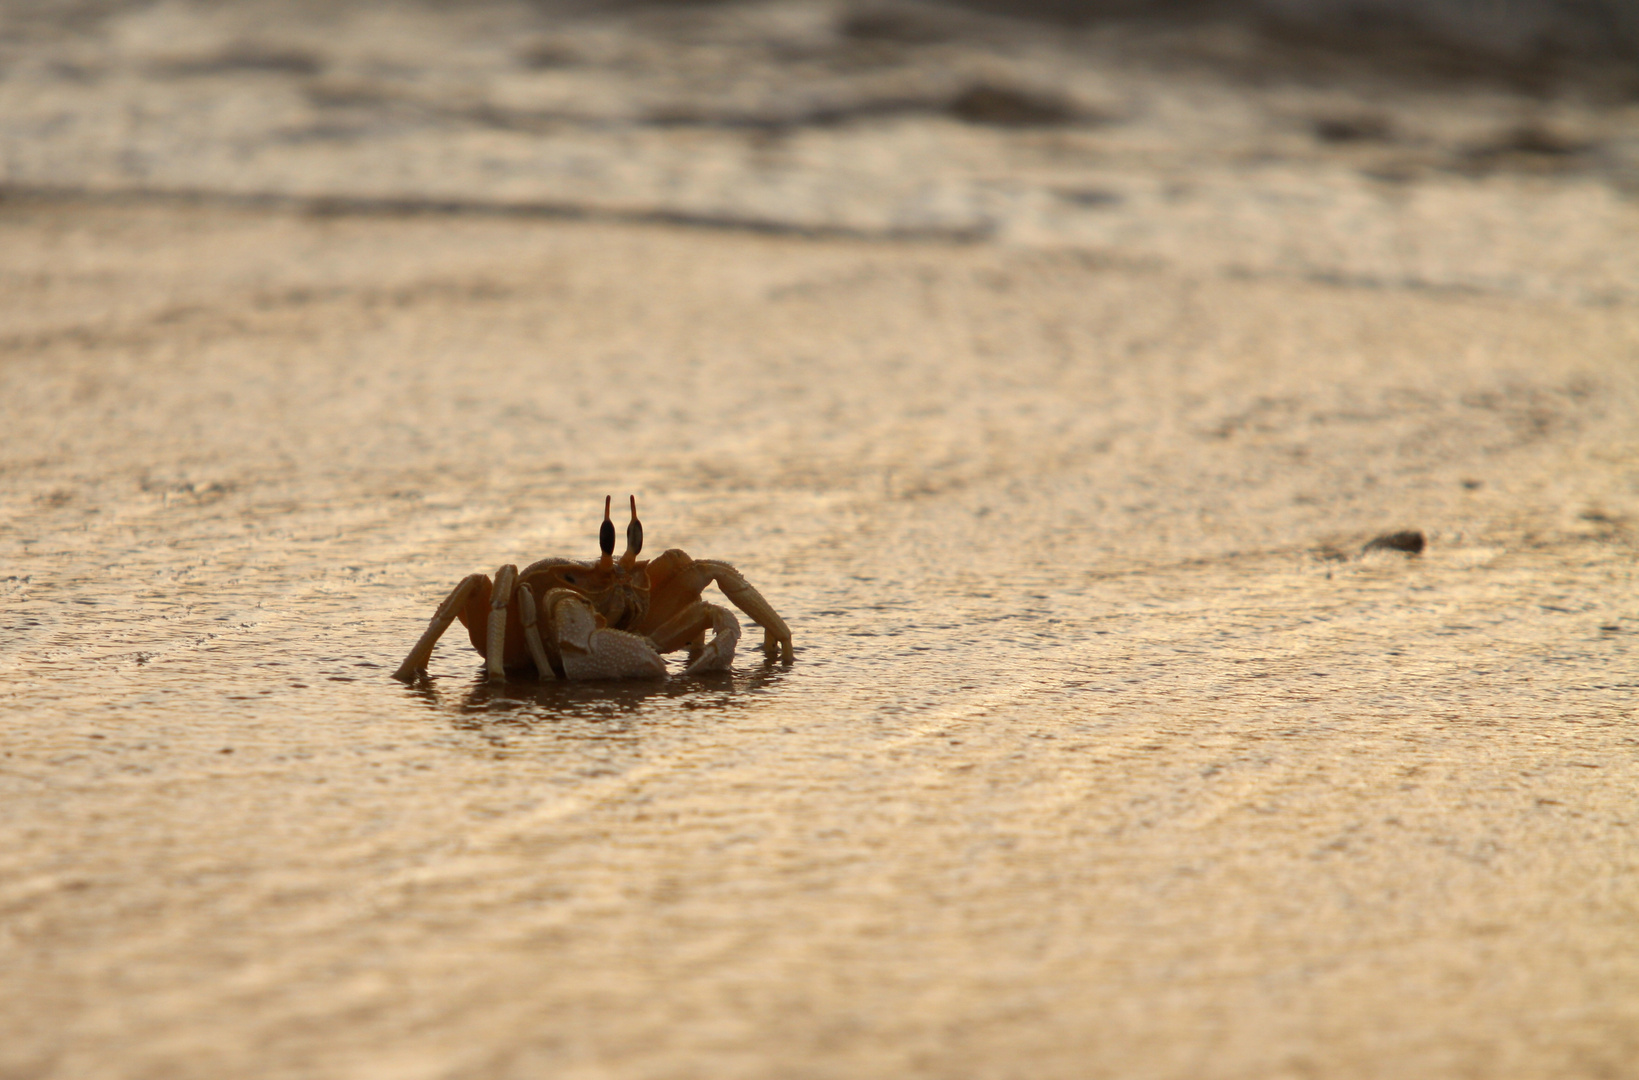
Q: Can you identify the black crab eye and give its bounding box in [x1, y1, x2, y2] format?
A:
[626, 505, 643, 556]
[599, 495, 616, 556]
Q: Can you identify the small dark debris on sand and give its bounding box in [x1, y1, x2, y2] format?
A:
[1312, 113, 1393, 143]
[946, 82, 1080, 127]
[1362, 530, 1426, 555]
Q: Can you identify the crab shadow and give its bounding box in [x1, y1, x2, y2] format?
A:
[402, 658, 790, 732]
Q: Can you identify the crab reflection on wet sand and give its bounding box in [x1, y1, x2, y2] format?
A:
[407, 661, 791, 725]
[393, 497, 794, 683]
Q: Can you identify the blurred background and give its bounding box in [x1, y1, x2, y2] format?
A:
[3, 0, 1637, 300]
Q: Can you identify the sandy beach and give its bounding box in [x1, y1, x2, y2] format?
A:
[3, 3, 1638, 1077]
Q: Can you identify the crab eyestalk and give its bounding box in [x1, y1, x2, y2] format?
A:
[620, 495, 643, 570]
[598, 495, 615, 570]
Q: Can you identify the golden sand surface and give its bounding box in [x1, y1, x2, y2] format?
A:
[2, 197, 1636, 1080]
[3, 3, 1639, 1077]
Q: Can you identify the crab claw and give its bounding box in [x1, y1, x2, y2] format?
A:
[681, 603, 742, 675]
[541, 589, 666, 680]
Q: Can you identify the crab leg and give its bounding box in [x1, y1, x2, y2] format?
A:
[392, 573, 488, 682]
[693, 559, 794, 661]
[515, 583, 558, 681]
[649, 600, 742, 675]
[486, 563, 519, 682]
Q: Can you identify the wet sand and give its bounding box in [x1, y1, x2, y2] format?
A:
[4, 3, 1639, 1078]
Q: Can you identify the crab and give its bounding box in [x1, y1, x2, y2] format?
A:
[392, 496, 793, 683]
